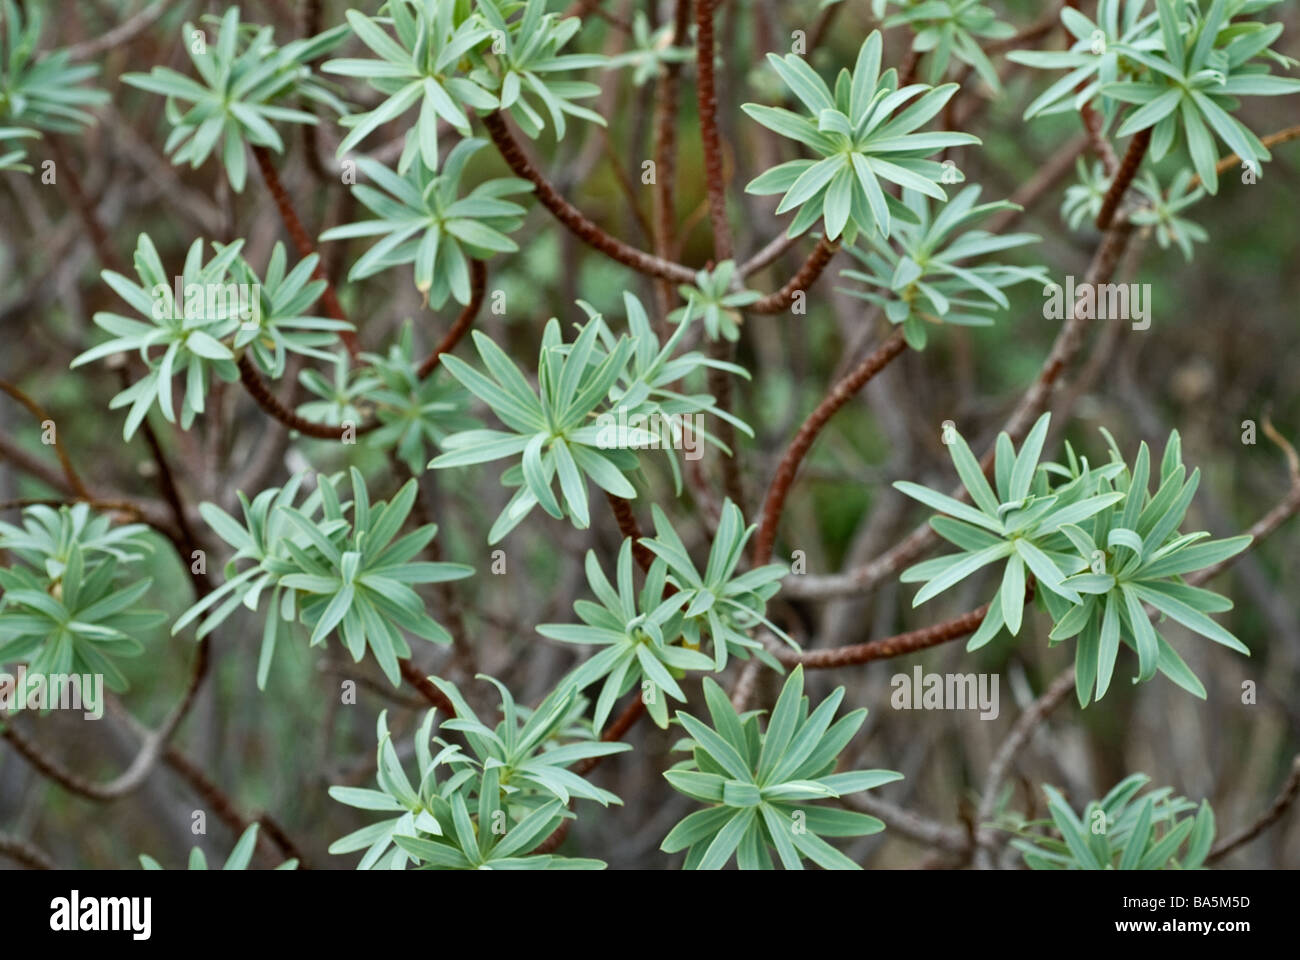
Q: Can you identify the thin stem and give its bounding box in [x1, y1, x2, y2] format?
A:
[1185, 123, 1300, 192]
[694, 0, 733, 261]
[417, 259, 486, 378]
[605, 492, 657, 572]
[0, 380, 91, 499]
[0, 832, 54, 870]
[748, 237, 840, 314]
[650, 0, 691, 325]
[785, 219, 1139, 601]
[1209, 754, 1300, 863]
[161, 744, 308, 867]
[754, 327, 907, 565]
[1095, 127, 1150, 231]
[236, 353, 377, 440]
[251, 144, 360, 356]
[481, 111, 696, 285]
[775, 601, 992, 669]
[973, 667, 1076, 868]
[398, 658, 457, 715]
[1079, 101, 1119, 176]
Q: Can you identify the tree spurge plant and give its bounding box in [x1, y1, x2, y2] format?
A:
[0, 0, 1297, 878]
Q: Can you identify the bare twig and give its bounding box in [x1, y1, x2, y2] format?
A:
[1208, 754, 1300, 863]
[481, 111, 695, 284]
[251, 145, 359, 356]
[416, 259, 487, 378]
[754, 327, 907, 564]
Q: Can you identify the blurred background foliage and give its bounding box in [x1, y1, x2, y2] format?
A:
[0, 0, 1297, 869]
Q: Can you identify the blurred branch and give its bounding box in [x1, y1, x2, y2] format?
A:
[973, 667, 1077, 869]
[755, 327, 907, 564]
[481, 111, 696, 284]
[0, 831, 54, 870]
[1209, 754, 1300, 863]
[416, 260, 487, 378]
[250, 145, 360, 356]
[0, 380, 91, 499]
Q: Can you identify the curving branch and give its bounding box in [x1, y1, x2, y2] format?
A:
[481, 111, 696, 285]
[417, 259, 487, 379]
[0, 832, 54, 870]
[1185, 123, 1300, 192]
[748, 237, 840, 314]
[250, 145, 360, 356]
[754, 327, 907, 565]
[784, 218, 1138, 601]
[973, 666, 1077, 868]
[237, 353, 378, 440]
[1209, 754, 1300, 863]
[650, 0, 692, 323]
[161, 744, 308, 867]
[0, 380, 91, 499]
[0, 638, 210, 802]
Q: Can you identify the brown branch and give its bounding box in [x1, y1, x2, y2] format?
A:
[776, 602, 990, 669]
[65, 0, 178, 60]
[417, 259, 486, 378]
[250, 144, 360, 356]
[1209, 754, 1300, 863]
[48, 135, 124, 273]
[161, 744, 308, 867]
[481, 111, 695, 284]
[748, 237, 840, 314]
[0, 380, 91, 499]
[236, 353, 377, 440]
[1, 633, 210, 801]
[650, 0, 691, 323]
[605, 492, 657, 572]
[973, 666, 1077, 867]
[754, 327, 907, 564]
[694, 0, 733, 261]
[739, 231, 799, 278]
[0, 832, 54, 870]
[397, 658, 457, 715]
[1095, 127, 1150, 231]
[1079, 101, 1119, 177]
[1185, 123, 1300, 192]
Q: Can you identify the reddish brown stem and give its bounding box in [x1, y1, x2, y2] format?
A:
[1079, 101, 1119, 177]
[251, 144, 360, 356]
[694, 0, 733, 261]
[417, 259, 486, 378]
[237, 353, 376, 440]
[0, 833, 54, 870]
[162, 745, 307, 867]
[0, 380, 91, 499]
[1095, 127, 1150, 231]
[754, 327, 908, 565]
[605, 493, 658, 572]
[778, 603, 991, 668]
[749, 237, 839, 314]
[650, 0, 691, 324]
[398, 657, 457, 715]
[481, 111, 696, 285]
